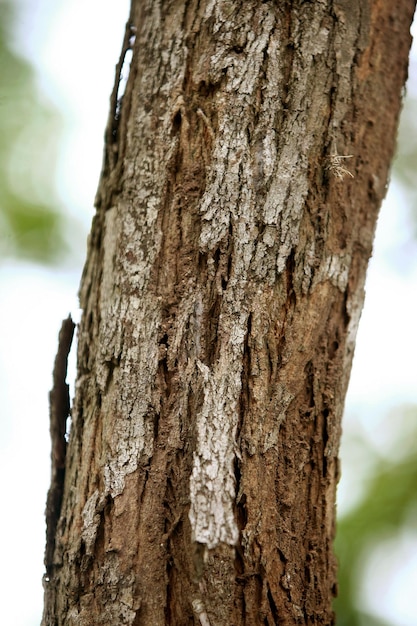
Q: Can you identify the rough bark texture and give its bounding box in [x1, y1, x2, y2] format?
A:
[43, 1, 415, 625]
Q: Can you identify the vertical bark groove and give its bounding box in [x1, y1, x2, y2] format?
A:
[43, 1, 415, 624]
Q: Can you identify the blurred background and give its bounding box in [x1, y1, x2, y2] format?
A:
[0, 1, 416, 624]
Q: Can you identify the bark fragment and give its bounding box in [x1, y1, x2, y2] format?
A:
[45, 316, 75, 576]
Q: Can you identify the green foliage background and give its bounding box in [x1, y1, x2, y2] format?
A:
[0, 1, 68, 263]
[334, 406, 417, 625]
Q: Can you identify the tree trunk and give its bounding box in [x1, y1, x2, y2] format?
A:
[42, 1, 415, 624]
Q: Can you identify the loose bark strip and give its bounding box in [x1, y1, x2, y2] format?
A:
[44, 315, 75, 577]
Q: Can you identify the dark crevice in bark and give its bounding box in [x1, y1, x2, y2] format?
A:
[266, 583, 280, 625]
[206, 290, 221, 366]
[165, 557, 174, 625]
[238, 310, 252, 435]
[102, 355, 121, 395]
[171, 109, 182, 134]
[322, 406, 330, 454]
[285, 248, 297, 306]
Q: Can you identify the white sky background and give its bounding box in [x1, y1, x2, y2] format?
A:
[0, 2, 416, 625]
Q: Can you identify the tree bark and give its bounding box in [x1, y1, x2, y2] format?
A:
[43, 1, 415, 624]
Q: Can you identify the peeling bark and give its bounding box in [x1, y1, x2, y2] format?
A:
[43, 1, 415, 625]
[45, 316, 75, 577]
